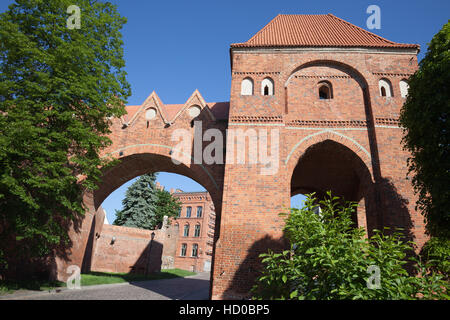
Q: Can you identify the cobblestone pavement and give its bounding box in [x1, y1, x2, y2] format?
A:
[1, 272, 211, 300]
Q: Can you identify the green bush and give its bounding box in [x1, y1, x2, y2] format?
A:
[421, 237, 450, 280]
[252, 193, 449, 300]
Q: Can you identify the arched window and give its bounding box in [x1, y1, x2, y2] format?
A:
[183, 224, 190, 237]
[399, 79, 409, 98]
[261, 77, 274, 96]
[379, 78, 393, 97]
[318, 81, 333, 99]
[241, 77, 253, 96]
[181, 243, 187, 256]
[194, 224, 201, 237]
[192, 244, 198, 257]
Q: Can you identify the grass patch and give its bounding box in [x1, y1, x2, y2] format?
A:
[80, 268, 196, 286]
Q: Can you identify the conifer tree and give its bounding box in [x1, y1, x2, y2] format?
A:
[114, 174, 159, 230]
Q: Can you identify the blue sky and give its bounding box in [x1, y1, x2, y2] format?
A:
[1, 0, 448, 223]
[109, 0, 445, 105]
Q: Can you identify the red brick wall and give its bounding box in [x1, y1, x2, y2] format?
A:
[90, 223, 177, 274]
[54, 192, 104, 281]
[211, 48, 423, 299]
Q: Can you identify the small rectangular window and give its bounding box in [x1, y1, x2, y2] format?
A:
[186, 206, 192, 218]
[181, 243, 187, 257]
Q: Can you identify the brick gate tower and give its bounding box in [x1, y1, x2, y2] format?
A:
[55, 14, 425, 301]
[210, 14, 423, 299]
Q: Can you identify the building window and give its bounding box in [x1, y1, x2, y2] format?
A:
[192, 244, 198, 257]
[194, 224, 201, 237]
[379, 78, 393, 97]
[181, 243, 187, 257]
[186, 206, 192, 218]
[177, 207, 182, 218]
[261, 77, 274, 96]
[196, 206, 203, 218]
[183, 224, 190, 237]
[399, 79, 409, 98]
[241, 77, 253, 96]
[318, 81, 333, 99]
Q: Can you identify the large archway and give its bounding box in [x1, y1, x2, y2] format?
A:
[56, 149, 224, 295]
[290, 139, 377, 234]
[91, 152, 222, 215]
[75, 168, 217, 300]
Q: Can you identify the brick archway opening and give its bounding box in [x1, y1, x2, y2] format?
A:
[290, 139, 377, 234]
[89, 168, 217, 287]
[91, 153, 222, 213]
[57, 152, 222, 292]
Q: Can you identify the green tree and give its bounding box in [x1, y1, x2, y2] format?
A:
[113, 174, 159, 230]
[113, 174, 181, 230]
[252, 193, 448, 300]
[0, 0, 130, 278]
[399, 21, 450, 239]
[154, 188, 181, 228]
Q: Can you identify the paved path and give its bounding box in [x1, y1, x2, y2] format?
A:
[1, 272, 210, 300]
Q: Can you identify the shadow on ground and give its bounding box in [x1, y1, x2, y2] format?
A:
[129, 272, 211, 300]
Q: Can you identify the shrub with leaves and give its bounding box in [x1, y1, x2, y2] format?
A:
[420, 237, 450, 280]
[252, 193, 448, 300]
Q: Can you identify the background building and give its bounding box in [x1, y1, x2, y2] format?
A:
[171, 190, 215, 273]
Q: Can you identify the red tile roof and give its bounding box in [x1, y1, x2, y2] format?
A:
[231, 14, 419, 49]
